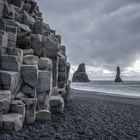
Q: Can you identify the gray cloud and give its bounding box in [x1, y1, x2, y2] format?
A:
[37, 0, 140, 76]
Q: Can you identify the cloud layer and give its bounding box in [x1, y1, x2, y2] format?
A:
[37, 0, 140, 79]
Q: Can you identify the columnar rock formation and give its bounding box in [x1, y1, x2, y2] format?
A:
[0, 0, 71, 131]
[72, 63, 90, 82]
[114, 66, 123, 82]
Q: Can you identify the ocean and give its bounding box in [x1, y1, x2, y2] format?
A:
[71, 81, 140, 98]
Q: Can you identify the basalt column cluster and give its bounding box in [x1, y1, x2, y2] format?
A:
[0, 0, 71, 131]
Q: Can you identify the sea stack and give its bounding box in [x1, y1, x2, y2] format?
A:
[72, 63, 90, 82]
[114, 66, 123, 82]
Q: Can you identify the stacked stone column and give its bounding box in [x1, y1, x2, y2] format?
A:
[0, 0, 71, 131]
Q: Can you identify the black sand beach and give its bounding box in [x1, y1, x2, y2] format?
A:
[0, 89, 140, 140]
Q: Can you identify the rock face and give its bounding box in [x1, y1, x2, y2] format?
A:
[0, 0, 71, 131]
[114, 66, 123, 82]
[72, 63, 90, 82]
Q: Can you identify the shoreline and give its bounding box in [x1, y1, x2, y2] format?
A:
[0, 89, 140, 139]
[72, 88, 140, 106]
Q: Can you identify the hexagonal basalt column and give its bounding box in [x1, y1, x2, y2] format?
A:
[0, 90, 11, 114]
[0, 30, 8, 48]
[0, 55, 21, 72]
[21, 65, 38, 98]
[0, 71, 19, 99]
[37, 70, 52, 110]
[22, 98, 37, 124]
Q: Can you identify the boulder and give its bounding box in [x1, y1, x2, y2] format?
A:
[50, 96, 64, 113]
[0, 70, 19, 99]
[72, 63, 90, 82]
[36, 110, 51, 121]
[0, 113, 23, 131]
[0, 90, 11, 114]
[23, 98, 37, 124]
[115, 66, 123, 82]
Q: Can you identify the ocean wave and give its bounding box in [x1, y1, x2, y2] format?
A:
[71, 81, 140, 98]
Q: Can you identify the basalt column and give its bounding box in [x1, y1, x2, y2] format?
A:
[0, 0, 71, 131]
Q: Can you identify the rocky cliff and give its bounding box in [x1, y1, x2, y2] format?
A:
[0, 0, 71, 131]
[72, 63, 90, 82]
[114, 66, 123, 82]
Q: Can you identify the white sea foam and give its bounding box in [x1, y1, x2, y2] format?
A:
[71, 81, 140, 98]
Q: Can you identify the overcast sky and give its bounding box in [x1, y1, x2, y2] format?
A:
[37, 0, 140, 80]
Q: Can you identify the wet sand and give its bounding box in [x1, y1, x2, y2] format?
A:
[0, 89, 140, 140]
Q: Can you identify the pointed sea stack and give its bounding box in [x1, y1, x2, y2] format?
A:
[72, 63, 90, 82]
[114, 66, 123, 82]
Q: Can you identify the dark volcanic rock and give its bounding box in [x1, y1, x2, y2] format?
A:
[115, 66, 123, 82]
[72, 63, 90, 82]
